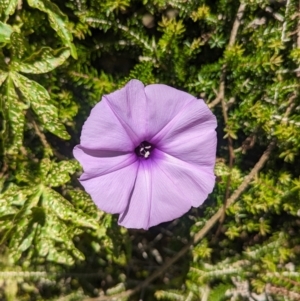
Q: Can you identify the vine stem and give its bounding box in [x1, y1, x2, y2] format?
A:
[84, 140, 276, 301]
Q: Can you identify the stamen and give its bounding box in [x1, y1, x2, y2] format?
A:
[135, 141, 154, 159]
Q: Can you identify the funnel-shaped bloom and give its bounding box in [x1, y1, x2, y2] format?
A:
[73, 80, 217, 230]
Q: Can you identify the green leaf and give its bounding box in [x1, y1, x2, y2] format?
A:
[10, 32, 27, 60]
[10, 72, 70, 139]
[39, 158, 52, 180]
[208, 284, 231, 301]
[3, 76, 26, 154]
[0, 184, 26, 218]
[46, 160, 79, 187]
[27, 0, 77, 59]
[46, 247, 75, 265]
[68, 189, 99, 216]
[0, 0, 18, 19]
[40, 209, 84, 262]
[0, 21, 13, 43]
[42, 186, 99, 230]
[0, 72, 8, 86]
[0, 184, 27, 205]
[9, 217, 31, 261]
[11, 47, 70, 74]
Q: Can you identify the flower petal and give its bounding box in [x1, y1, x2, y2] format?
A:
[104, 79, 147, 144]
[118, 160, 151, 229]
[118, 148, 215, 230]
[73, 145, 137, 177]
[79, 161, 139, 214]
[152, 99, 217, 166]
[144, 84, 196, 139]
[80, 99, 134, 152]
[153, 149, 215, 207]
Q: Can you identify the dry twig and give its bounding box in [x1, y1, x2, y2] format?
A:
[208, 3, 247, 109]
[211, 3, 247, 234]
[27, 111, 52, 151]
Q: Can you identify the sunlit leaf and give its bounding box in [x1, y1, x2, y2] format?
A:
[3, 76, 26, 154]
[27, 0, 77, 59]
[41, 186, 99, 230]
[10, 32, 27, 60]
[46, 159, 79, 187]
[0, 72, 7, 86]
[0, 21, 13, 43]
[0, 0, 18, 18]
[10, 72, 70, 139]
[11, 47, 70, 74]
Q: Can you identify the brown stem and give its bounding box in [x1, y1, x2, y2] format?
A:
[27, 111, 51, 151]
[266, 284, 300, 300]
[213, 4, 248, 235]
[208, 3, 247, 109]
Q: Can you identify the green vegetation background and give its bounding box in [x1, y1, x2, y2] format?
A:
[0, 0, 300, 300]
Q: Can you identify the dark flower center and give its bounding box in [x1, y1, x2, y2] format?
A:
[135, 141, 153, 159]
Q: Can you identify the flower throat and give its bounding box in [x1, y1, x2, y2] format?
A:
[135, 141, 153, 159]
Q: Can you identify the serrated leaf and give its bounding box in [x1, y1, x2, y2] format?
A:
[69, 189, 95, 210]
[9, 217, 31, 262]
[0, 21, 13, 43]
[0, 72, 7, 86]
[18, 224, 37, 252]
[47, 160, 79, 187]
[42, 187, 99, 230]
[10, 72, 70, 139]
[36, 237, 53, 257]
[0, 184, 27, 205]
[0, 184, 27, 219]
[27, 0, 77, 59]
[46, 248, 74, 265]
[0, 200, 18, 217]
[69, 189, 92, 204]
[39, 158, 52, 180]
[4, 76, 26, 154]
[10, 32, 27, 60]
[1, 0, 18, 18]
[18, 208, 45, 253]
[39, 209, 84, 262]
[11, 47, 70, 74]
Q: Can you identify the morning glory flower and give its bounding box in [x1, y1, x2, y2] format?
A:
[73, 80, 217, 230]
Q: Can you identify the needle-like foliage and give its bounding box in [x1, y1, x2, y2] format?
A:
[0, 0, 299, 300]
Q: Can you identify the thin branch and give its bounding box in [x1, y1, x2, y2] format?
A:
[212, 3, 247, 233]
[0, 161, 8, 180]
[281, 0, 291, 42]
[266, 284, 300, 300]
[83, 140, 276, 301]
[229, 3, 247, 47]
[27, 111, 67, 159]
[208, 76, 225, 109]
[27, 111, 51, 151]
[216, 94, 235, 235]
[208, 3, 246, 109]
[85, 18, 154, 52]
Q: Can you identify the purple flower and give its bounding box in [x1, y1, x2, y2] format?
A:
[73, 80, 217, 230]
